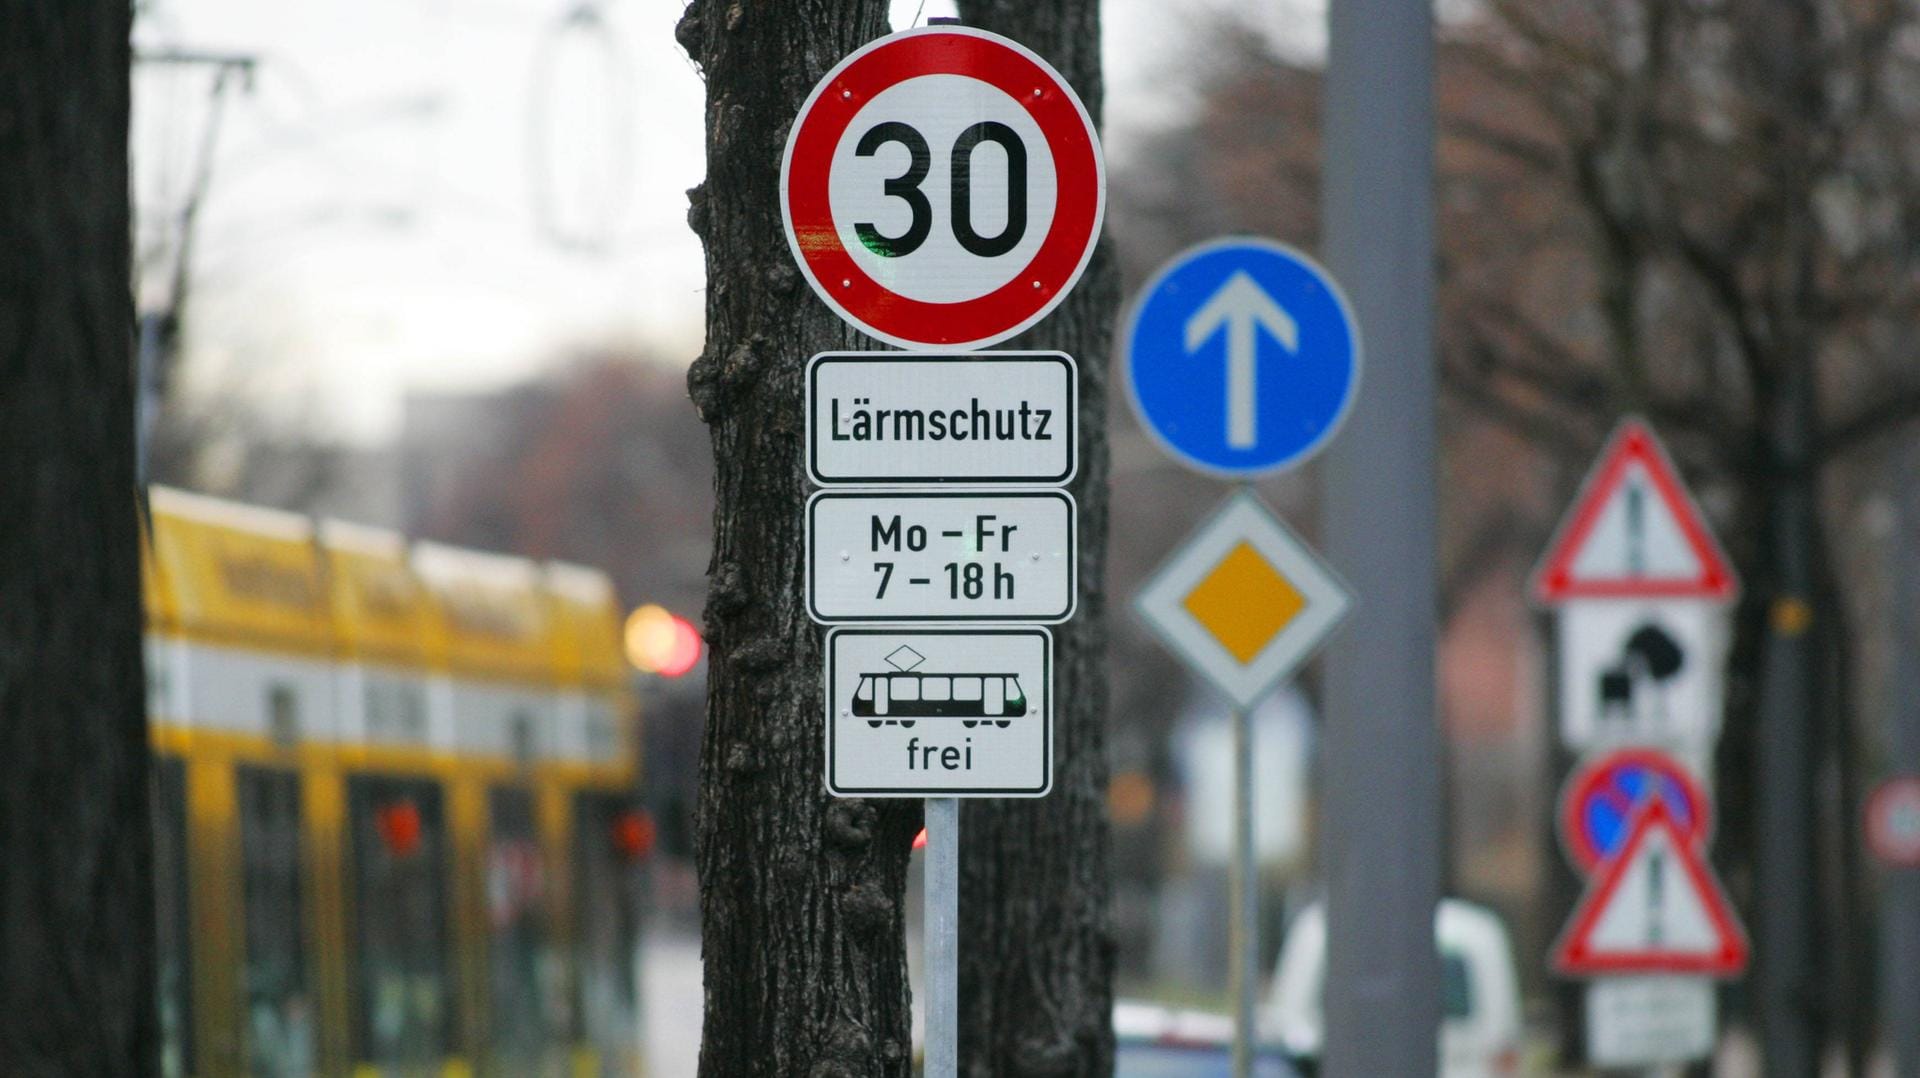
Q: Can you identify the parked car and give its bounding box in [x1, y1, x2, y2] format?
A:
[1115, 999, 1300, 1077]
[1264, 898, 1523, 1077]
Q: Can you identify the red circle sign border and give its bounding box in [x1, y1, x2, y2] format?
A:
[1558, 747, 1713, 874]
[780, 26, 1106, 350]
[1866, 776, 1920, 867]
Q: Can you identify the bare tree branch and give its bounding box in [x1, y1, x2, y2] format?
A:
[1438, 505, 1546, 622]
[1818, 383, 1920, 462]
[1437, 346, 1597, 462]
[1442, 115, 1564, 174]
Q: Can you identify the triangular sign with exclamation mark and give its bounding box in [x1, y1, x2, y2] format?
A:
[1552, 798, 1749, 977]
[1531, 418, 1738, 603]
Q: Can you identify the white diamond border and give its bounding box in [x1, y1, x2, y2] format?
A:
[1134, 490, 1353, 708]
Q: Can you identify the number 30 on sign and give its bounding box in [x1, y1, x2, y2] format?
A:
[780, 26, 1107, 350]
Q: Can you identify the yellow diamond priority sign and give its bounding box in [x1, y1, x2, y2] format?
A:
[1136, 491, 1351, 707]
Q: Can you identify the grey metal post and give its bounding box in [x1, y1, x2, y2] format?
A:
[1888, 452, 1920, 1078]
[1755, 384, 1821, 1078]
[1231, 702, 1257, 1077]
[926, 797, 959, 1078]
[1320, 0, 1443, 1074]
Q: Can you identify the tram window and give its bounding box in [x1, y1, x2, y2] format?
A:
[510, 711, 536, 765]
[953, 678, 982, 701]
[153, 757, 194, 1078]
[146, 651, 169, 716]
[487, 787, 556, 1066]
[267, 685, 299, 749]
[1006, 678, 1025, 704]
[400, 686, 426, 741]
[585, 705, 617, 761]
[891, 677, 920, 702]
[855, 678, 874, 701]
[573, 795, 642, 1078]
[922, 678, 951, 702]
[365, 678, 427, 743]
[237, 765, 314, 1077]
[348, 777, 451, 1069]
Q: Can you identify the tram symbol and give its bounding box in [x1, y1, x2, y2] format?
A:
[851, 646, 1030, 730]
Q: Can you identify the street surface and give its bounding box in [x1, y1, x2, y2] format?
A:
[644, 930, 703, 1077]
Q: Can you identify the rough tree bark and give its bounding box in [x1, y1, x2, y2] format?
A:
[675, 4, 922, 1078]
[950, 3, 1117, 1076]
[0, 2, 156, 1074]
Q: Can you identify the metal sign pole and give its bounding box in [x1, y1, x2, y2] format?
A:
[1230, 700, 1257, 1078]
[1322, 0, 1443, 1071]
[925, 796, 960, 1078]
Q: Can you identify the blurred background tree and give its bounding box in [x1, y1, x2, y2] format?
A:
[1111, 0, 1920, 1070]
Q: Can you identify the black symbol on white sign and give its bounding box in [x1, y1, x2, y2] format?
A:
[1595, 622, 1686, 732]
[853, 653, 1029, 730]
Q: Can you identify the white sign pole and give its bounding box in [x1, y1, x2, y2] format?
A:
[1229, 698, 1257, 1078]
[925, 796, 960, 1078]
[1225, 483, 1259, 1078]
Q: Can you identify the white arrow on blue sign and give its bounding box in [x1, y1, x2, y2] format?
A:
[1122, 237, 1361, 478]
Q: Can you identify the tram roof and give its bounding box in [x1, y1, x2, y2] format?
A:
[318, 519, 439, 668]
[412, 540, 558, 684]
[545, 561, 626, 691]
[146, 485, 332, 656]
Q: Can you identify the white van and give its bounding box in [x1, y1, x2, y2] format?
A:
[1264, 898, 1523, 1077]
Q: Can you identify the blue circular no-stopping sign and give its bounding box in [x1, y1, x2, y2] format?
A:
[1121, 237, 1360, 478]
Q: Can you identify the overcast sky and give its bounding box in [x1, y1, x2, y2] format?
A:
[133, 0, 1317, 441]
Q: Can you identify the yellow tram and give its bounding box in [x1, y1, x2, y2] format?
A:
[143, 486, 645, 1077]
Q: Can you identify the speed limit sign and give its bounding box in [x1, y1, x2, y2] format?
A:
[781, 26, 1106, 350]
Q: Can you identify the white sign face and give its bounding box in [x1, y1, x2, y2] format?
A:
[806, 352, 1077, 485]
[1558, 600, 1728, 750]
[825, 627, 1052, 797]
[807, 490, 1075, 623]
[1134, 491, 1351, 708]
[1585, 976, 1715, 1067]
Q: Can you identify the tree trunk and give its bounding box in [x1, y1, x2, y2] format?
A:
[0, 3, 155, 1074]
[677, 5, 923, 1078]
[948, 4, 1117, 1076]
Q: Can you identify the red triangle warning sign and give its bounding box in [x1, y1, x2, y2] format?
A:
[1532, 418, 1738, 603]
[1552, 799, 1749, 977]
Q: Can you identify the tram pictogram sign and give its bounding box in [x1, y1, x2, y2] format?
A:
[780, 26, 1106, 350]
[825, 627, 1053, 797]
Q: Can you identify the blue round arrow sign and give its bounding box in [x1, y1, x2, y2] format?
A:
[1122, 237, 1360, 477]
